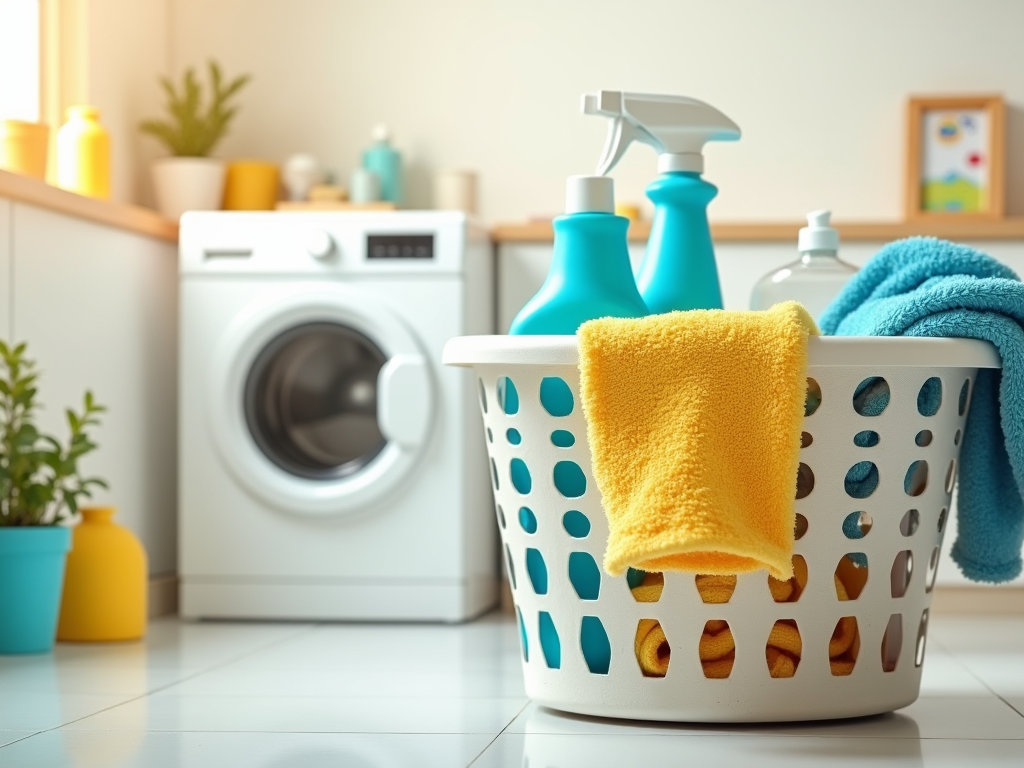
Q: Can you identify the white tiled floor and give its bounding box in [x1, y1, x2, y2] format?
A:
[1, 613, 1022, 766]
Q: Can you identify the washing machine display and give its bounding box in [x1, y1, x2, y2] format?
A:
[244, 322, 387, 480]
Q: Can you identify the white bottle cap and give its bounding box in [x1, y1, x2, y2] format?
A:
[798, 210, 840, 254]
[372, 124, 391, 143]
[566, 175, 614, 214]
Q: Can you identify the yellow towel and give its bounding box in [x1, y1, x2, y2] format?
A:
[632, 558, 863, 679]
[578, 302, 818, 581]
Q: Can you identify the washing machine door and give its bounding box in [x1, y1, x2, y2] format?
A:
[208, 284, 434, 517]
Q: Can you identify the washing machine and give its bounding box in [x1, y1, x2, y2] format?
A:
[178, 211, 498, 621]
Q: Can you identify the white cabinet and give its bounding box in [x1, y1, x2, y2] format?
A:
[6, 201, 178, 576]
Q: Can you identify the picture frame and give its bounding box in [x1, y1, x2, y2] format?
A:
[905, 95, 1005, 220]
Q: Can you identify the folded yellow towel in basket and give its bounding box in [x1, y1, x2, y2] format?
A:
[578, 302, 818, 581]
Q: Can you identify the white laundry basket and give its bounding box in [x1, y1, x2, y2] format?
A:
[443, 334, 1001, 722]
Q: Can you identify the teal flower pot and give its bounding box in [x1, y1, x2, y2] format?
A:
[0, 527, 71, 653]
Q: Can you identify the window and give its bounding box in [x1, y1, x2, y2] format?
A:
[0, 0, 40, 121]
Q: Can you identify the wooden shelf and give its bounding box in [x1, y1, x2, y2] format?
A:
[0, 169, 178, 243]
[492, 218, 1024, 244]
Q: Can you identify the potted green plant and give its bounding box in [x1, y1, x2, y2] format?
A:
[0, 341, 107, 654]
[140, 60, 251, 220]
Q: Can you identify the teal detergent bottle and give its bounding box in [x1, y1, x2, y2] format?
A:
[509, 175, 648, 335]
[362, 124, 403, 204]
[583, 91, 741, 311]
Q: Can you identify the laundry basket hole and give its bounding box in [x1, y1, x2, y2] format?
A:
[904, 461, 929, 497]
[580, 616, 611, 675]
[882, 614, 903, 672]
[478, 378, 488, 413]
[568, 552, 601, 600]
[516, 607, 528, 661]
[506, 428, 522, 445]
[551, 429, 575, 448]
[510, 458, 532, 495]
[490, 458, 499, 491]
[769, 555, 808, 603]
[701, 620, 735, 679]
[540, 377, 574, 417]
[801, 431, 813, 448]
[900, 509, 920, 537]
[915, 430, 933, 447]
[959, 378, 971, 416]
[525, 548, 548, 594]
[553, 461, 587, 498]
[830, 617, 860, 676]
[538, 611, 561, 669]
[505, 544, 516, 590]
[917, 377, 942, 417]
[795, 463, 815, 499]
[945, 459, 957, 494]
[487, 427, 493, 443]
[766, 620, 802, 678]
[804, 378, 822, 417]
[496, 504, 506, 529]
[937, 507, 948, 534]
[628, 569, 664, 603]
[954, 429, 961, 446]
[696, 574, 736, 604]
[845, 461, 879, 499]
[926, 546, 940, 593]
[518, 506, 537, 534]
[562, 510, 591, 539]
[843, 511, 873, 539]
[794, 514, 809, 540]
[916, 610, 930, 667]
[635, 619, 670, 678]
[854, 430, 880, 447]
[853, 376, 890, 416]
[835, 554, 868, 600]
[497, 376, 519, 415]
[891, 550, 914, 598]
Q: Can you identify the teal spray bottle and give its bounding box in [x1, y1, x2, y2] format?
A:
[509, 175, 648, 335]
[583, 91, 740, 311]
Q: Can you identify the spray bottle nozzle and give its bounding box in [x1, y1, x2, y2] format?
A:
[582, 90, 740, 176]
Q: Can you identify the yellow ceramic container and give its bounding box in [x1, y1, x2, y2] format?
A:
[57, 506, 147, 641]
[0, 120, 50, 180]
[223, 159, 280, 210]
[56, 105, 110, 200]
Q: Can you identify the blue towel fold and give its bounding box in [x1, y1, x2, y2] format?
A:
[819, 236, 1024, 583]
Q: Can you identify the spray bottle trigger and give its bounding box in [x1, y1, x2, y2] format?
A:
[596, 117, 654, 176]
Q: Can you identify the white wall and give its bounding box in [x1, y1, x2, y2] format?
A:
[162, 0, 1024, 223]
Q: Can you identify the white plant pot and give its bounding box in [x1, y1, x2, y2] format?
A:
[151, 157, 226, 221]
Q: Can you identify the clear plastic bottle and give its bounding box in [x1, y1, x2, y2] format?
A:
[750, 210, 857, 320]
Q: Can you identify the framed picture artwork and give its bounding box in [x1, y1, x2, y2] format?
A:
[905, 95, 1005, 220]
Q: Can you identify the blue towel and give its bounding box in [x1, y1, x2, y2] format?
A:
[819, 236, 1024, 583]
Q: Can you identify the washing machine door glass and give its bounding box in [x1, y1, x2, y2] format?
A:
[244, 322, 387, 479]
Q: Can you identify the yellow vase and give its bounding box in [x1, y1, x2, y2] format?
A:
[222, 159, 280, 210]
[56, 105, 110, 200]
[0, 120, 50, 180]
[57, 506, 147, 641]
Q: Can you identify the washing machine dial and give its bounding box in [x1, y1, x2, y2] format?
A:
[305, 230, 335, 259]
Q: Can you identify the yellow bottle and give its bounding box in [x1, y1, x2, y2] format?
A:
[57, 506, 147, 641]
[56, 105, 110, 200]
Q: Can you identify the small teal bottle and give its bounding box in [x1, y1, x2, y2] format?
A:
[362, 124, 402, 204]
[635, 170, 723, 312]
[510, 175, 648, 335]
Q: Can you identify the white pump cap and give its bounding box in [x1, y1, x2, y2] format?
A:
[565, 174, 614, 214]
[582, 90, 740, 175]
[372, 124, 391, 143]
[798, 210, 840, 254]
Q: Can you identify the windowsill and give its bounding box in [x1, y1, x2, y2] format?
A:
[0, 169, 178, 243]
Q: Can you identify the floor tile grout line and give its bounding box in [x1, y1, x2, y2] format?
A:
[464, 701, 532, 767]
[5, 623, 323, 740]
[931, 635, 1024, 720]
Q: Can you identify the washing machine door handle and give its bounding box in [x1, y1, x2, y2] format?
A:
[377, 354, 432, 449]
